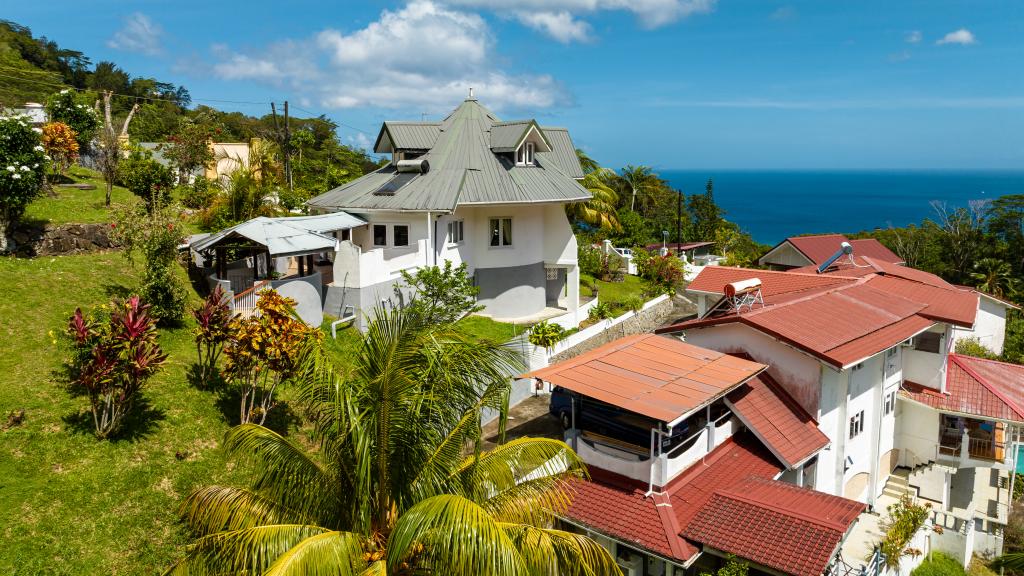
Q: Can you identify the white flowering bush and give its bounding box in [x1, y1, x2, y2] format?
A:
[0, 115, 48, 251]
[45, 90, 100, 152]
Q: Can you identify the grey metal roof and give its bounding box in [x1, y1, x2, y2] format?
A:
[309, 99, 590, 212]
[191, 213, 364, 257]
[374, 122, 441, 153]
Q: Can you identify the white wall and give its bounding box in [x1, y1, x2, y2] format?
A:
[681, 324, 823, 414]
[952, 296, 1009, 356]
[759, 242, 812, 268]
[897, 400, 941, 469]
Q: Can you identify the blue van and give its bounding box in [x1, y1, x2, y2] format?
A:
[549, 387, 691, 452]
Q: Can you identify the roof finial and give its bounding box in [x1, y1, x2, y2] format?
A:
[468, 87, 475, 100]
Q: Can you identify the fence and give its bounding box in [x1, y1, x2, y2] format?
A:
[230, 280, 270, 318]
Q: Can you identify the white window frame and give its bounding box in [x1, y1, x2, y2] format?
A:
[885, 346, 900, 379]
[488, 217, 513, 248]
[372, 223, 412, 248]
[447, 219, 465, 245]
[883, 389, 897, 416]
[849, 410, 865, 439]
[515, 142, 536, 166]
[392, 224, 410, 248]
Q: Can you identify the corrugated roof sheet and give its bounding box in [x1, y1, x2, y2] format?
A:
[685, 266, 855, 303]
[902, 354, 1024, 422]
[536, 126, 584, 179]
[191, 216, 344, 257]
[564, 431, 783, 563]
[374, 121, 440, 152]
[772, 234, 904, 266]
[526, 334, 766, 423]
[682, 477, 864, 576]
[725, 371, 829, 469]
[309, 99, 588, 211]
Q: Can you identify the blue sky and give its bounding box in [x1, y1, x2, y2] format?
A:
[8, 0, 1023, 169]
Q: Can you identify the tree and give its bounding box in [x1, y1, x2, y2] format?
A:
[620, 164, 657, 213]
[970, 258, 1020, 299]
[95, 89, 138, 206]
[117, 149, 175, 210]
[688, 178, 724, 242]
[161, 119, 215, 183]
[0, 115, 48, 252]
[166, 305, 619, 575]
[40, 121, 79, 176]
[568, 169, 621, 231]
[575, 148, 600, 175]
[929, 200, 990, 284]
[397, 260, 482, 324]
[63, 295, 168, 439]
[44, 89, 100, 153]
[987, 195, 1024, 274]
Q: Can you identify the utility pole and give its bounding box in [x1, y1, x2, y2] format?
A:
[283, 100, 292, 192]
[676, 189, 682, 257]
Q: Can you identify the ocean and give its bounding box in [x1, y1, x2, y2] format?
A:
[659, 170, 1024, 245]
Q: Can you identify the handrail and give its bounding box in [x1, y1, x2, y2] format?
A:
[233, 280, 271, 301]
[664, 425, 706, 458]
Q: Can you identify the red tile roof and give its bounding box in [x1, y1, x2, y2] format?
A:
[725, 371, 829, 468]
[526, 334, 766, 423]
[667, 256, 979, 368]
[901, 354, 1024, 422]
[564, 431, 783, 562]
[777, 234, 903, 266]
[682, 477, 865, 576]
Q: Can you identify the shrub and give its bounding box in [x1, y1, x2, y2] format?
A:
[910, 552, 964, 576]
[63, 296, 168, 439]
[223, 289, 316, 425]
[529, 320, 566, 349]
[955, 337, 1000, 360]
[45, 90, 100, 153]
[192, 285, 232, 386]
[644, 254, 685, 295]
[578, 244, 603, 277]
[111, 201, 188, 325]
[117, 149, 175, 210]
[879, 494, 931, 570]
[0, 115, 48, 252]
[277, 186, 311, 211]
[632, 247, 653, 277]
[624, 296, 644, 314]
[588, 302, 612, 322]
[40, 121, 79, 176]
[160, 120, 215, 183]
[178, 176, 218, 210]
[397, 260, 482, 325]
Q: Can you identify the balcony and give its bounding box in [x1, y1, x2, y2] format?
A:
[937, 415, 1009, 468]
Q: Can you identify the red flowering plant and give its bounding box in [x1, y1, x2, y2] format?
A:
[191, 284, 232, 386]
[63, 296, 168, 439]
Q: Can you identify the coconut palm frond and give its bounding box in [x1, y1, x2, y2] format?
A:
[569, 172, 621, 231]
[263, 530, 366, 576]
[178, 485, 309, 537]
[164, 524, 333, 576]
[387, 494, 527, 576]
[502, 523, 622, 576]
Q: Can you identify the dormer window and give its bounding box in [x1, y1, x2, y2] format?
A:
[516, 142, 535, 166]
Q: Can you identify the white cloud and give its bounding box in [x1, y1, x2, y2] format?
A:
[347, 132, 373, 151]
[936, 28, 977, 45]
[905, 30, 922, 44]
[207, 1, 565, 111]
[515, 11, 592, 43]
[448, 0, 716, 34]
[107, 13, 163, 55]
[648, 96, 1024, 110]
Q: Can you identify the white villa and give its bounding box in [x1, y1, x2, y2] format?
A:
[306, 95, 590, 328]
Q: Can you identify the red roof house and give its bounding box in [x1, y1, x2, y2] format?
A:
[759, 234, 903, 270]
[901, 354, 1024, 422]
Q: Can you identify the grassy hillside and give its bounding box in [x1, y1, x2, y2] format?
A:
[24, 167, 134, 226]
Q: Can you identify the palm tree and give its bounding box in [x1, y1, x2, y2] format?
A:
[166, 306, 620, 575]
[568, 169, 622, 231]
[620, 165, 656, 214]
[575, 148, 600, 175]
[970, 257, 1020, 298]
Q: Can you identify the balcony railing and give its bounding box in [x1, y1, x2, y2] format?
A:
[938, 425, 1007, 464]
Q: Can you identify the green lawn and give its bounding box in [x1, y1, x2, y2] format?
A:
[0, 253, 248, 574]
[458, 315, 527, 342]
[24, 166, 135, 226]
[581, 273, 653, 317]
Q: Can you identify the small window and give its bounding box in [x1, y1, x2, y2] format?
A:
[545, 268, 559, 281]
[393, 225, 409, 247]
[489, 218, 512, 247]
[849, 410, 865, 439]
[447, 220, 464, 244]
[516, 142, 536, 166]
[373, 224, 387, 247]
[885, 346, 900, 378]
[883, 390, 897, 415]
[915, 332, 942, 354]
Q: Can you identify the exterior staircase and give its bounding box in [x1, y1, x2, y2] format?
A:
[882, 468, 915, 501]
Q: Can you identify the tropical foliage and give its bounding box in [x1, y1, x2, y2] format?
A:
[62, 295, 168, 439]
[192, 285, 232, 386]
[877, 495, 930, 569]
[44, 89, 100, 152]
[110, 199, 188, 324]
[167, 305, 620, 575]
[117, 149, 175, 210]
[396, 260, 482, 325]
[0, 114, 47, 252]
[529, 320, 566, 349]
[40, 121, 79, 176]
[161, 119, 216, 183]
[223, 289, 314, 425]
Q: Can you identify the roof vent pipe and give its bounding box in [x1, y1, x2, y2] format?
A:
[396, 158, 430, 173]
[817, 241, 853, 274]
